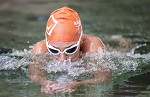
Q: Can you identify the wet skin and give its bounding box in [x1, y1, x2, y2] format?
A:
[28, 34, 112, 94]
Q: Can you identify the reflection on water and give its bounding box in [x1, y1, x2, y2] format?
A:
[0, 0, 150, 96]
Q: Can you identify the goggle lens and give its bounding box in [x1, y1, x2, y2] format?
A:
[48, 48, 59, 54]
[66, 46, 77, 54]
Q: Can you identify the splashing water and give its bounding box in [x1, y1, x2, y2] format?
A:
[0, 46, 150, 97]
[0, 49, 32, 70]
[0, 47, 149, 79]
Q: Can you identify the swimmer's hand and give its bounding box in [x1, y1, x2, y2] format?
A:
[41, 81, 80, 94]
[41, 80, 55, 94]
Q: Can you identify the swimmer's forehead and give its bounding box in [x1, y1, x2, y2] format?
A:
[48, 41, 77, 44]
[47, 41, 77, 47]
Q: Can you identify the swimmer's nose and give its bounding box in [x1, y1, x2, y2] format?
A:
[58, 53, 67, 61]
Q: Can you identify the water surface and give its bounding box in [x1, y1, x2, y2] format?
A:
[0, 0, 150, 97]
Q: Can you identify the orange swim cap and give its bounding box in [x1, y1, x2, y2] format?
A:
[45, 6, 83, 42]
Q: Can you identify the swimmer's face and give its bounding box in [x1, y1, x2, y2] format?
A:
[46, 41, 80, 61]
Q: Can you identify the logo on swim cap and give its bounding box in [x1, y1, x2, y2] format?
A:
[46, 15, 58, 36]
[74, 18, 82, 33]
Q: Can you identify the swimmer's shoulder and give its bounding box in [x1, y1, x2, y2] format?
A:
[81, 34, 105, 52]
[32, 39, 48, 54]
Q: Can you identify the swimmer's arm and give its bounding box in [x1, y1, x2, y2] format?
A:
[60, 70, 112, 91]
[79, 36, 111, 85]
[28, 40, 54, 86]
[28, 64, 51, 86]
[78, 69, 112, 85]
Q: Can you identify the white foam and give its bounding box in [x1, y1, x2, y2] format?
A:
[0, 46, 149, 77]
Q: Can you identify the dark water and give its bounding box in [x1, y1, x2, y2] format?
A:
[0, 0, 150, 97]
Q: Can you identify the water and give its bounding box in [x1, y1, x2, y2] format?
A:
[0, 0, 150, 97]
[0, 47, 149, 97]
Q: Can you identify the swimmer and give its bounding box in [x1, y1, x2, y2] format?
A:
[28, 6, 112, 94]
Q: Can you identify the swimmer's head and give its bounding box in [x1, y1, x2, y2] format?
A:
[45, 6, 83, 42]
